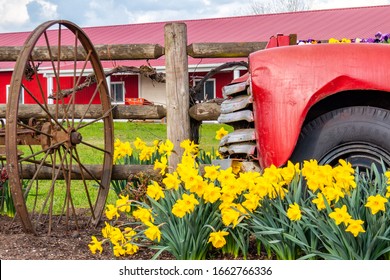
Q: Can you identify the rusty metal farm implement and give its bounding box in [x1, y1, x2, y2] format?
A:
[0, 20, 121, 235]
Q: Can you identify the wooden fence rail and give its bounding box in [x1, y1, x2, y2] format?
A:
[0, 41, 269, 61]
[0, 104, 166, 120]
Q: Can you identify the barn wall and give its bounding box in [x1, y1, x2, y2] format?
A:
[0, 72, 11, 104]
[111, 74, 139, 100]
[140, 75, 166, 105]
[0, 71, 47, 104]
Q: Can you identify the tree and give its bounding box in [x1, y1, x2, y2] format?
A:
[249, 0, 313, 14]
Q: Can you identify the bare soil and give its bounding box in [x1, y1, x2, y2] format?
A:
[0, 214, 265, 260]
[0, 214, 166, 260]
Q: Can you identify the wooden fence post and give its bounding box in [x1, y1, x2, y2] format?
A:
[164, 23, 190, 168]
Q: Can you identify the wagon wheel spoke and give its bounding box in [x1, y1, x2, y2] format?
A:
[73, 148, 97, 220]
[5, 20, 114, 235]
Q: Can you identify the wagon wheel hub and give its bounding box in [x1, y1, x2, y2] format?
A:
[51, 129, 83, 147]
[70, 131, 82, 145]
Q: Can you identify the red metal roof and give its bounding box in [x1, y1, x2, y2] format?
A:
[1, 5, 390, 69]
[80, 5, 390, 44]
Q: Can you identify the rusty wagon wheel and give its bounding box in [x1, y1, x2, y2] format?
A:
[5, 20, 114, 234]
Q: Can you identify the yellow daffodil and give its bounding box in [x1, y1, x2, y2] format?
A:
[189, 177, 207, 197]
[221, 180, 243, 197]
[181, 169, 202, 190]
[102, 221, 114, 238]
[88, 236, 103, 254]
[180, 139, 199, 156]
[329, 205, 351, 226]
[215, 127, 228, 140]
[217, 167, 236, 184]
[202, 184, 221, 204]
[312, 192, 327, 211]
[345, 219, 365, 237]
[242, 193, 261, 212]
[158, 139, 174, 156]
[113, 139, 133, 162]
[238, 172, 259, 191]
[114, 138, 122, 148]
[208, 231, 229, 248]
[118, 141, 133, 157]
[162, 172, 181, 190]
[144, 222, 161, 242]
[139, 146, 154, 161]
[328, 38, 340, 43]
[204, 165, 220, 181]
[154, 156, 168, 175]
[280, 161, 300, 185]
[322, 186, 344, 203]
[341, 38, 351, 43]
[147, 181, 165, 201]
[252, 176, 270, 198]
[172, 193, 199, 218]
[221, 206, 240, 227]
[109, 228, 125, 246]
[132, 207, 154, 223]
[332, 160, 356, 193]
[182, 193, 199, 211]
[113, 244, 126, 257]
[105, 204, 120, 220]
[231, 160, 242, 174]
[386, 185, 390, 198]
[124, 243, 139, 255]
[115, 195, 130, 213]
[302, 159, 319, 178]
[268, 182, 289, 200]
[133, 137, 146, 150]
[172, 200, 187, 218]
[365, 194, 388, 215]
[263, 164, 282, 184]
[220, 191, 236, 204]
[286, 203, 302, 221]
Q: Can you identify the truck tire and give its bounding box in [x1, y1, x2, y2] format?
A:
[290, 106, 390, 171]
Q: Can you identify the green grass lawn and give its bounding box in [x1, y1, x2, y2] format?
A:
[113, 121, 232, 152]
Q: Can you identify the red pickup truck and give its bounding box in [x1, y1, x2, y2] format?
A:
[218, 39, 390, 171]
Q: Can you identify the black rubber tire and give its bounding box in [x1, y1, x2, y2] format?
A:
[290, 106, 390, 171]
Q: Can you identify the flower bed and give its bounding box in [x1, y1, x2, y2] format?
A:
[89, 131, 390, 260]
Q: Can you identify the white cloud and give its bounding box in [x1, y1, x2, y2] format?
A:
[0, 0, 58, 32]
[35, 0, 58, 19]
[0, 0, 31, 31]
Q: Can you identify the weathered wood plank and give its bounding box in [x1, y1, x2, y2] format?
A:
[0, 41, 268, 61]
[187, 42, 268, 58]
[14, 164, 158, 180]
[0, 103, 223, 121]
[0, 104, 166, 119]
[189, 102, 221, 121]
[165, 23, 190, 168]
[0, 44, 165, 61]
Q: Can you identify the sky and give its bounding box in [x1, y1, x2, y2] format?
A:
[0, 0, 389, 33]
